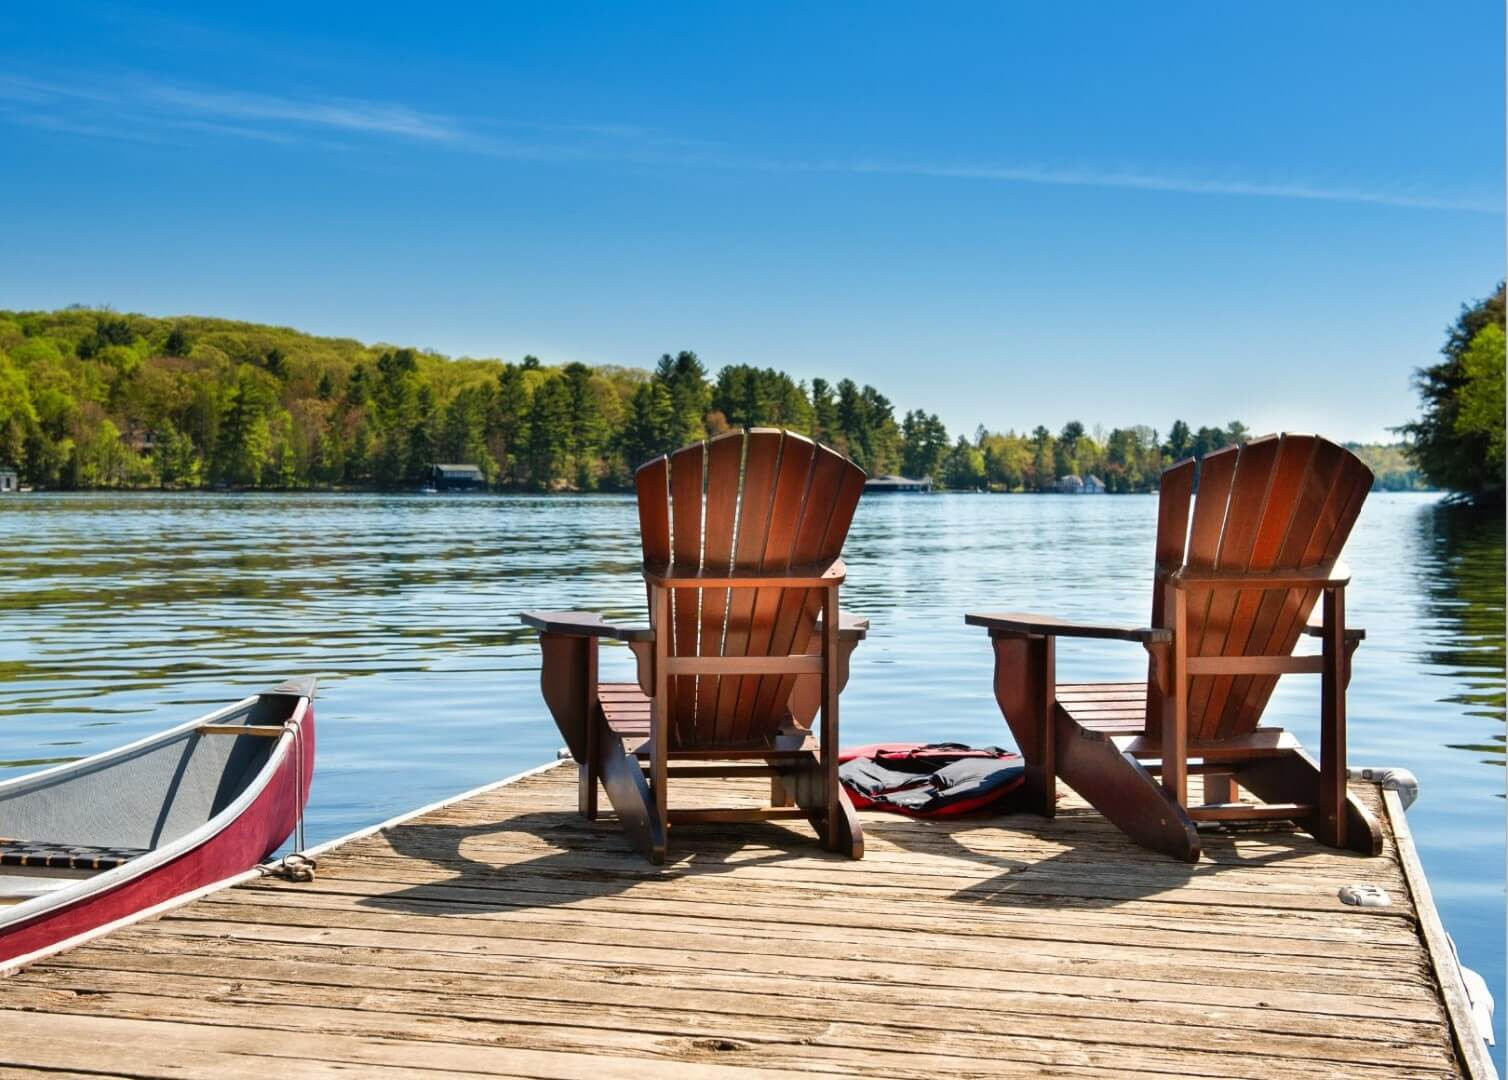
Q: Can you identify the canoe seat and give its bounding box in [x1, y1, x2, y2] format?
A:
[0, 840, 148, 871]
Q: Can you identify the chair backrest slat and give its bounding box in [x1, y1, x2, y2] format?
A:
[1148, 434, 1371, 743]
[639, 429, 864, 751]
[1232, 442, 1371, 732]
[769, 464, 866, 717]
[694, 433, 745, 744]
[748, 446, 851, 734]
[636, 456, 671, 565]
[667, 443, 705, 741]
[713, 430, 788, 740]
[1208, 434, 1319, 738]
[1186, 446, 1238, 568]
[1145, 458, 1196, 739]
[1186, 435, 1282, 732]
[729, 434, 818, 743]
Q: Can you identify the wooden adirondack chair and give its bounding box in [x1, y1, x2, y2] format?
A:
[523, 428, 869, 864]
[966, 434, 1383, 862]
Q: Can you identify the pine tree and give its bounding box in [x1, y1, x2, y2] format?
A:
[163, 326, 191, 358]
[562, 362, 605, 489]
[810, 378, 838, 446]
[655, 351, 709, 447]
[526, 376, 572, 489]
[212, 372, 274, 487]
[493, 363, 531, 483]
[901, 410, 949, 480]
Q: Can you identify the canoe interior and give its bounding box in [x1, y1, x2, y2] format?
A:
[0, 693, 296, 897]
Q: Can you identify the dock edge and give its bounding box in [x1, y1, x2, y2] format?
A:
[1384, 786, 1499, 1080]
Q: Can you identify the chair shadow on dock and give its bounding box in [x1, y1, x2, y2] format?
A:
[355, 809, 831, 917]
[862, 809, 1332, 910]
[353, 784, 1346, 923]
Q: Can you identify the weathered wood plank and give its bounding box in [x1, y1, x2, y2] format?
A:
[96, 917, 1435, 999]
[34, 934, 1443, 1035]
[213, 877, 1425, 960]
[180, 890, 1426, 966]
[113, 911, 1431, 984]
[0, 1008, 827, 1079]
[8, 962, 1455, 1074]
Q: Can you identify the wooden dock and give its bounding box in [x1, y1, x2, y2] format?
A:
[0, 761, 1487, 1078]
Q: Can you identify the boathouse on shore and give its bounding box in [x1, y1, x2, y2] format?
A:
[864, 473, 932, 493]
[430, 464, 485, 491]
[0, 467, 17, 493]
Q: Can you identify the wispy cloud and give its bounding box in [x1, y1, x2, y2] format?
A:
[820, 159, 1499, 213]
[143, 85, 463, 142]
[1, 70, 1497, 214]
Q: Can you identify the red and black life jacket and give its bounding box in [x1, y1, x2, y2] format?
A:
[838, 743, 1025, 817]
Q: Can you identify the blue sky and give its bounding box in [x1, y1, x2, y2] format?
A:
[1, 2, 1501, 442]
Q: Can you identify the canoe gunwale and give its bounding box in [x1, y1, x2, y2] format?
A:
[0, 692, 312, 937]
[0, 695, 260, 801]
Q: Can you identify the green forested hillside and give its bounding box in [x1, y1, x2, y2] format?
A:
[1347, 442, 1429, 492]
[0, 307, 1423, 492]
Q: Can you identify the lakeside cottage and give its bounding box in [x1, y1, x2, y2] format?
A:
[430, 464, 485, 491]
[0, 467, 17, 493]
[863, 473, 932, 493]
[1057, 473, 1107, 494]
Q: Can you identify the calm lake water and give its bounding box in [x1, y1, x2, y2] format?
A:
[2, 490, 1503, 1055]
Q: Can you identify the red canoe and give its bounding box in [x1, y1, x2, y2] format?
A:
[0, 677, 315, 969]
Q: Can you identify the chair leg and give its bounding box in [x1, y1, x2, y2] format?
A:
[537, 632, 598, 765]
[578, 761, 599, 820]
[820, 585, 842, 851]
[772, 751, 864, 859]
[1319, 586, 1348, 849]
[989, 634, 1057, 817]
[1059, 714, 1200, 862]
[578, 688, 601, 820]
[592, 715, 666, 864]
[1240, 749, 1382, 856]
[1202, 772, 1238, 805]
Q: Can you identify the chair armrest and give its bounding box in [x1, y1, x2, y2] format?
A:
[965, 611, 1171, 644]
[520, 611, 653, 642]
[643, 558, 845, 590]
[813, 612, 870, 642]
[1301, 620, 1365, 642]
[1168, 563, 1352, 590]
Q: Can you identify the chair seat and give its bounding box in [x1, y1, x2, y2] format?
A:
[0, 840, 149, 871]
[599, 682, 650, 733]
[1057, 682, 1148, 737]
[611, 681, 1153, 740]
